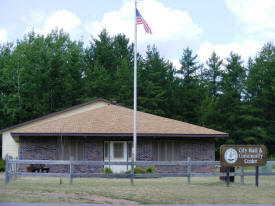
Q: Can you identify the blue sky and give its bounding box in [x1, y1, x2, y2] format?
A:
[0, 0, 274, 68]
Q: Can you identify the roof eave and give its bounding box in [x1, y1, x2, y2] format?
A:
[11, 132, 229, 138]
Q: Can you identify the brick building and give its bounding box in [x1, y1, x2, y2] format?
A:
[1, 98, 228, 173]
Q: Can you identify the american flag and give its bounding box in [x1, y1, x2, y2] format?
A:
[136, 9, 152, 34]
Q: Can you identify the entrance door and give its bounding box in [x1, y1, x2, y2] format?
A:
[105, 141, 128, 173]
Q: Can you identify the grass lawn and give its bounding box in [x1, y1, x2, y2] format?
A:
[0, 175, 275, 204]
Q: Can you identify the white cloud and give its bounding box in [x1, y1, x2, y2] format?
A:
[197, 40, 262, 64]
[225, 0, 275, 33]
[0, 29, 8, 43]
[43, 10, 81, 34]
[219, 0, 274, 65]
[169, 58, 181, 70]
[23, 9, 82, 39]
[87, 0, 202, 42]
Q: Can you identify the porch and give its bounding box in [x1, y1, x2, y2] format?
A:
[18, 135, 215, 173]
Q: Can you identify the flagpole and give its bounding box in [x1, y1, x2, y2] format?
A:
[131, 0, 138, 185]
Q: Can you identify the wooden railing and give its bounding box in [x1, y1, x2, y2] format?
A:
[5, 155, 275, 185]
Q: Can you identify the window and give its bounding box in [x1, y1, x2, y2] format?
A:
[57, 137, 85, 160]
[152, 140, 180, 161]
[113, 142, 124, 158]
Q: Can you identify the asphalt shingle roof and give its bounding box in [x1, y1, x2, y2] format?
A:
[14, 103, 228, 137]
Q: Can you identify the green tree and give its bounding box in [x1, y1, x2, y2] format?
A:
[83, 30, 133, 102]
[245, 43, 275, 154]
[205, 51, 223, 99]
[218, 52, 246, 144]
[116, 57, 133, 106]
[176, 47, 205, 124]
[138, 46, 175, 117]
[199, 52, 223, 129]
[0, 30, 85, 129]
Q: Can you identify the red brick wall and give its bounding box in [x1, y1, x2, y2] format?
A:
[19, 136, 103, 173]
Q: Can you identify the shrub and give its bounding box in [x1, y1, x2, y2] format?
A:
[145, 166, 155, 174]
[124, 167, 146, 174]
[125, 170, 131, 174]
[134, 167, 146, 174]
[102, 167, 113, 174]
[0, 160, 5, 172]
[125, 167, 155, 174]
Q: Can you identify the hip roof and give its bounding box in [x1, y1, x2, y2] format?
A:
[9, 99, 228, 137]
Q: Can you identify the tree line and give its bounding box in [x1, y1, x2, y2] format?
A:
[0, 29, 274, 157]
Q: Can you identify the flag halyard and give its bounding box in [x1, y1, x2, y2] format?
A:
[136, 9, 152, 34]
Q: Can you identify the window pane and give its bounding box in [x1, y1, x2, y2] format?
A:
[167, 141, 173, 161]
[160, 141, 166, 161]
[58, 137, 85, 160]
[63, 137, 70, 160]
[114, 143, 124, 158]
[71, 142, 76, 159]
[152, 140, 181, 161]
[174, 141, 180, 161]
[152, 142, 158, 161]
[77, 142, 85, 160]
[104, 142, 109, 159]
[128, 142, 132, 159]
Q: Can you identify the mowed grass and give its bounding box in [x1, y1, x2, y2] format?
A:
[0, 175, 275, 204]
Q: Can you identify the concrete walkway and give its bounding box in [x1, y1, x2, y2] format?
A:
[0, 204, 274, 206]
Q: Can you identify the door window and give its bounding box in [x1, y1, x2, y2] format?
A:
[113, 142, 124, 158]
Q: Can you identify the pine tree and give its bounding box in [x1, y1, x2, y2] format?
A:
[218, 52, 246, 144]
[176, 47, 205, 124]
[245, 43, 275, 154]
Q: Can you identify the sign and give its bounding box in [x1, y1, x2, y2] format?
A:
[220, 145, 267, 167]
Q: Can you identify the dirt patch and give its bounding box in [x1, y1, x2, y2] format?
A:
[0, 188, 138, 204]
[87, 195, 138, 204]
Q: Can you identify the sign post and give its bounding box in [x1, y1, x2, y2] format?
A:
[255, 166, 259, 187]
[220, 145, 267, 187]
[226, 167, 230, 187]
